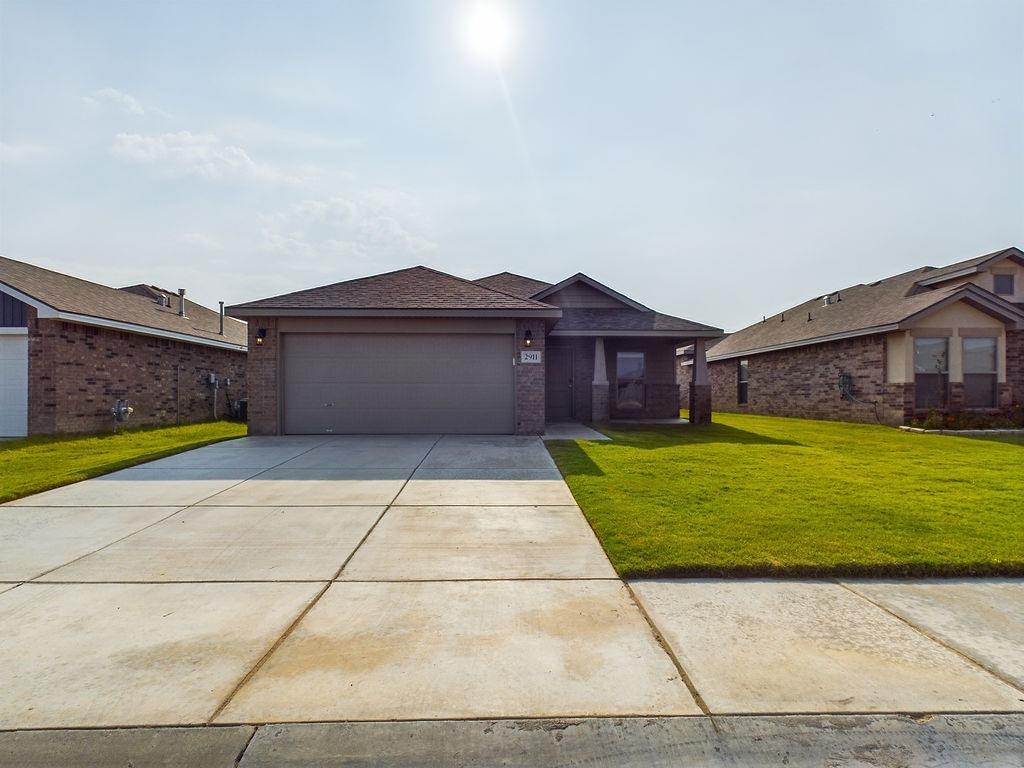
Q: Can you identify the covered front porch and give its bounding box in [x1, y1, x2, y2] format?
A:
[544, 333, 714, 426]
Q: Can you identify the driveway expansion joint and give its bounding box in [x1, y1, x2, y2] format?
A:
[836, 580, 1024, 699]
[205, 434, 444, 724]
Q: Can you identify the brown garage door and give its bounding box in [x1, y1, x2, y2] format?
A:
[282, 333, 515, 434]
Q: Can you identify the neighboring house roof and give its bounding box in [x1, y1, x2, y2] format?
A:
[473, 272, 552, 298]
[227, 266, 562, 317]
[677, 335, 730, 362]
[708, 247, 1024, 361]
[550, 308, 722, 336]
[0, 256, 247, 350]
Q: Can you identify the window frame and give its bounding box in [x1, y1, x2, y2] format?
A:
[737, 359, 749, 405]
[993, 273, 1015, 296]
[615, 351, 646, 410]
[913, 336, 949, 411]
[962, 336, 999, 410]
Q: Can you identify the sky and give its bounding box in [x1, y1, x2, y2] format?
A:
[1, 0, 1021, 332]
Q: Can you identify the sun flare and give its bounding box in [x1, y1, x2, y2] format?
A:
[459, 1, 515, 65]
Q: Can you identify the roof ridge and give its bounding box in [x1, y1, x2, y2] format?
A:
[417, 265, 555, 308]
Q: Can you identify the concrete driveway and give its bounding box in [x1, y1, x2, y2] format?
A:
[1, 434, 1023, 756]
[0, 434, 694, 729]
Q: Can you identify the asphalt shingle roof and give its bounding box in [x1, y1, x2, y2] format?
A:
[228, 266, 557, 313]
[0, 256, 247, 347]
[552, 308, 722, 334]
[473, 272, 553, 298]
[709, 248, 1024, 360]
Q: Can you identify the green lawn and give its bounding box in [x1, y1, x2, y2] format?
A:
[546, 413, 1024, 578]
[0, 421, 246, 503]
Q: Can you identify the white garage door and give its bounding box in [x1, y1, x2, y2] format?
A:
[0, 333, 28, 437]
[282, 333, 515, 434]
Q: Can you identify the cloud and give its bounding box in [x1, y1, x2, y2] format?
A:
[0, 142, 48, 163]
[111, 131, 315, 184]
[180, 232, 223, 251]
[83, 87, 169, 118]
[260, 192, 437, 269]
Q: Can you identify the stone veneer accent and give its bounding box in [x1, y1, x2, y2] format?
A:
[25, 306, 246, 435]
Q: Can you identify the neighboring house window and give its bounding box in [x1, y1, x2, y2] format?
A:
[963, 337, 998, 409]
[913, 337, 948, 410]
[737, 359, 749, 404]
[616, 351, 645, 409]
[993, 274, 1015, 296]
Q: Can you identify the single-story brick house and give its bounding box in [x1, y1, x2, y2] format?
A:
[227, 266, 721, 435]
[0, 256, 247, 436]
[679, 247, 1024, 425]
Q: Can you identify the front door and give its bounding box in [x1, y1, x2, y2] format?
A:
[545, 347, 574, 420]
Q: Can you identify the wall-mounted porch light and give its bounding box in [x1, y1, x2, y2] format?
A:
[255, 328, 267, 346]
[523, 329, 533, 347]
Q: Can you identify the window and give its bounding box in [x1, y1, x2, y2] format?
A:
[737, 359, 749, 404]
[913, 337, 948, 410]
[616, 351, 645, 409]
[993, 274, 1015, 296]
[963, 337, 998, 409]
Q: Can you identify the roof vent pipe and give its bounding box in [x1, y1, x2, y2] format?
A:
[219, 301, 225, 335]
[178, 288, 186, 318]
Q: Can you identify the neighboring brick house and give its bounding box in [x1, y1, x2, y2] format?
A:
[679, 247, 1024, 425]
[0, 256, 247, 436]
[227, 267, 720, 436]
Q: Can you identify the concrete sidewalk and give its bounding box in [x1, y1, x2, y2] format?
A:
[1, 435, 1023, 754]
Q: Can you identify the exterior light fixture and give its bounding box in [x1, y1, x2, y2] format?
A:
[523, 329, 533, 347]
[255, 328, 267, 346]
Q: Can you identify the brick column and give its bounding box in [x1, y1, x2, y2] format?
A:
[1007, 330, 1023, 406]
[26, 307, 58, 435]
[591, 337, 610, 423]
[514, 319, 545, 435]
[246, 318, 279, 435]
[948, 381, 965, 414]
[688, 338, 712, 424]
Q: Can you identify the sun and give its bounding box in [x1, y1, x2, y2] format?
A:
[459, 1, 515, 66]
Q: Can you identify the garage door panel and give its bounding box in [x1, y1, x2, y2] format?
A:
[283, 333, 514, 434]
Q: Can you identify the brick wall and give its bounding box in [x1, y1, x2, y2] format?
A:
[703, 334, 904, 425]
[515, 318, 546, 434]
[1008, 329, 1024, 405]
[27, 313, 246, 435]
[546, 336, 679, 421]
[606, 337, 679, 419]
[245, 318, 279, 435]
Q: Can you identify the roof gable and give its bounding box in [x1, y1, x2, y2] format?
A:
[914, 247, 1024, 288]
[227, 265, 560, 316]
[533, 273, 650, 311]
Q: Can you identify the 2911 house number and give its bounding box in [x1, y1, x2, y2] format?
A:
[520, 350, 542, 364]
